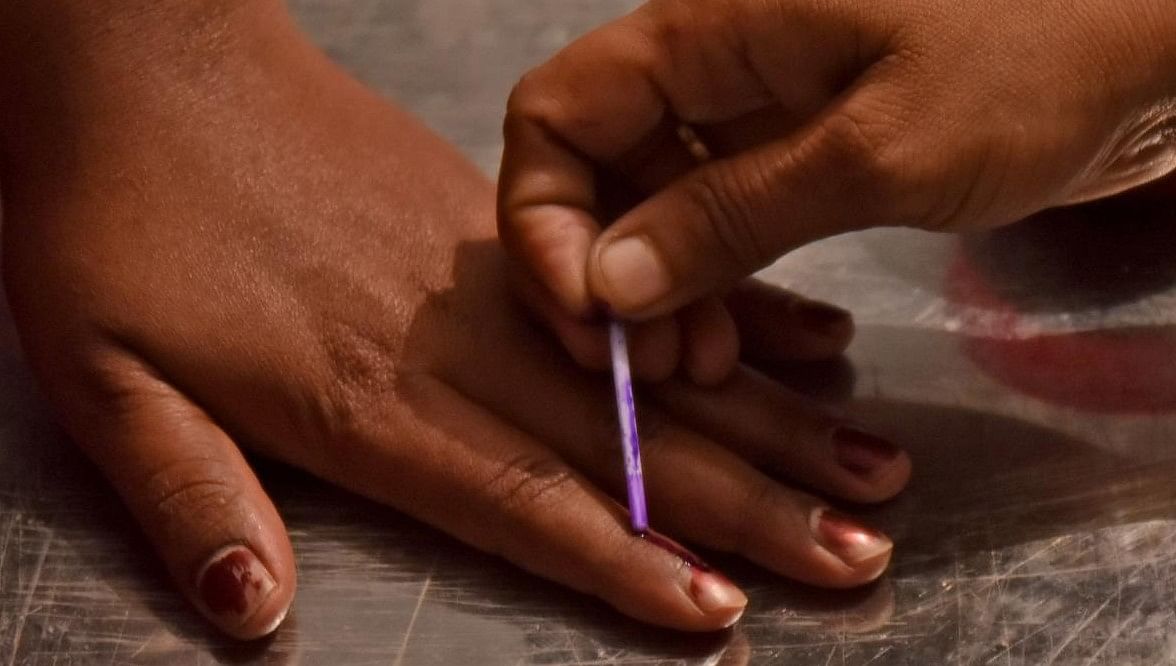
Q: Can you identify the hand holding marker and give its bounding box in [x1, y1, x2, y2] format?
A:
[498, 0, 1176, 386]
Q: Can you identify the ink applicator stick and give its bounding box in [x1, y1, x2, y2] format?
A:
[608, 319, 649, 533]
[602, 123, 710, 535]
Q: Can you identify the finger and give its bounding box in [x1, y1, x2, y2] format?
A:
[63, 352, 295, 640]
[498, 112, 601, 317]
[451, 335, 894, 587]
[727, 279, 855, 362]
[636, 423, 893, 588]
[514, 268, 682, 381]
[587, 82, 928, 318]
[656, 368, 911, 504]
[328, 377, 747, 631]
[678, 297, 739, 386]
[513, 266, 611, 372]
[695, 104, 807, 158]
[626, 315, 684, 383]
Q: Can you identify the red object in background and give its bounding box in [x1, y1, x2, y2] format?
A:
[947, 252, 1176, 414]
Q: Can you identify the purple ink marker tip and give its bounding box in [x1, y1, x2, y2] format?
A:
[608, 320, 649, 533]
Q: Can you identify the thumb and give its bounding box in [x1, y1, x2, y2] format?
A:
[64, 353, 296, 640]
[588, 89, 926, 318]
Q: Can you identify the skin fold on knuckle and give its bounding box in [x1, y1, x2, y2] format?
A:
[919, 132, 1006, 231]
[632, 408, 670, 464]
[69, 345, 166, 412]
[562, 331, 608, 371]
[814, 96, 929, 228]
[640, 0, 753, 122]
[569, 403, 627, 479]
[299, 318, 407, 452]
[485, 452, 578, 521]
[729, 477, 792, 555]
[577, 403, 668, 495]
[502, 79, 558, 166]
[678, 166, 774, 277]
[504, 59, 598, 153]
[504, 70, 545, 121]
[137, 458, 247, 543]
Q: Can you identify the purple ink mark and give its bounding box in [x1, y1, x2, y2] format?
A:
[639, 531, 713, 572]
[609, 320, 649, 532]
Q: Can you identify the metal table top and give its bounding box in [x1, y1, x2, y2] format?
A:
[3, 1, 1176, 663]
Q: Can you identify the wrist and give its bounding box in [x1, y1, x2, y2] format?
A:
[0, 0, 298, 181]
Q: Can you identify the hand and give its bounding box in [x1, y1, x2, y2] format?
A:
[498, 0, 1176, 377]
[0, 0, 910, 639]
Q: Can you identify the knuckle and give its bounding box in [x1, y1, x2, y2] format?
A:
[732, 479, 787, 552]
[322, 322, 399, 396]
[272, 316, 415, 467]
[563, 335, 607, 372]
[505, 69, 563, 129]
[584, 405, 626, 473]
[563, 342, 595, 370]
[824, 109, 902, 186]
[920, 138, 998, 231]
[487, 453, 577, 516]
[505, 70, 543, 117]
[140, 459, 243, 527]
[647, 0, 700, 58]
[77, 349, 167, 415]
[583, 400, 668, 479]
[636, 405, 669, 446]
[680, 169, 774, 271]
[818, 101, 925, 223]
[308, 319, 403, 442]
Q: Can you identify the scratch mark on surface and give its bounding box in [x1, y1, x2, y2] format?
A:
[1042, 596, 1113, 665]
[392, 558, 434, 666]
[0, 518, 13, 593]
[107, 609, 129, 666]
[6, 532, 50, 666]
[997, 540, 1058, 580]
[955, 559, 964, 666]
[1080, 609, 1138, 666]
[986, 617, 1055, 664]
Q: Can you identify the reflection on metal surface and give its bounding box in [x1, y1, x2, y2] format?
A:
[4, 0, 1176, 663]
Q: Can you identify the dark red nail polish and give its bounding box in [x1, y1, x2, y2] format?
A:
[197, 545, 276, 621]
[833, 427, 901, 476]
[797, 301, 852, 337]
[812, 508, 892, 566]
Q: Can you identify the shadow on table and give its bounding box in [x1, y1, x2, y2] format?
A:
[959, 195, 1176, 314]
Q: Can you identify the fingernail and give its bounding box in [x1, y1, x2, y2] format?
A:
[196, 545, 277, 628]
[833, 427, 901, 476]
[598, 236, 671, 310]
[796, 301, 852, 337]
[811, 508, 893, 566]
[690, 570, 748, 623]
[640, 531, 746, 625]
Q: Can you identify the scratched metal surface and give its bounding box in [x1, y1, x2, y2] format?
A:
[4, 1, 1176, 664]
